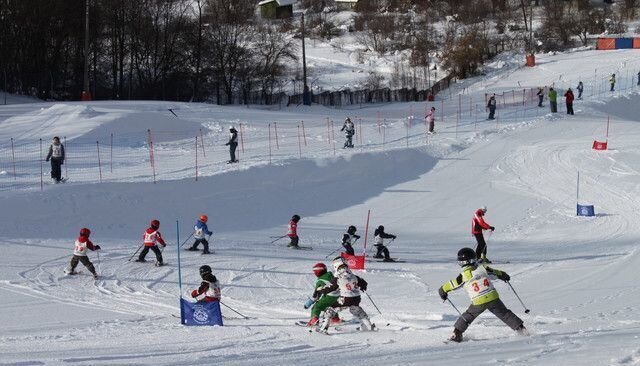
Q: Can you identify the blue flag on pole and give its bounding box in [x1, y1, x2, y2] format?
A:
[576, 204, 595, 217]
[180, 298, 223, 326]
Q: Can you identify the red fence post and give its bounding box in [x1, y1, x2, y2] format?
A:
[195, 136, 198, 181]
[274, 122, 279, 149]
[327, 118, 331, 144]
[441, 99, 444, 125]
[606, 116, 610, 140]
[297, 124, 302, 159]
[147, 129, 156, 184]
[96, 141, 102, 183]
[10, 138, 16, 180]
[110, 133, 113, 173]
[39, 138, 43, 191]
[268, 123, 272, 165]
[331, 120, 336, 155]
[199, 128, 206, 157]
[377, 111, 381, 134]
[301, 120, 307, 146]
[382, 119, 386, 151]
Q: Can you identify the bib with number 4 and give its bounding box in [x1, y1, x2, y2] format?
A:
[463, 266, 496, 302]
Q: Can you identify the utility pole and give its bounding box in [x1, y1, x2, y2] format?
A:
[81, 0, 91, 101]
[301, 12, 310, 106]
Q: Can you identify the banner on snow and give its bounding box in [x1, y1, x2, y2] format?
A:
[576, 204, 595, 217]
[180, 298, 223, 326]
[341, 253, 365, 270]
[592, 140, 608, 150]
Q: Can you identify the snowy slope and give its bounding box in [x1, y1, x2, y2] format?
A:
[1, 49, 640, 365]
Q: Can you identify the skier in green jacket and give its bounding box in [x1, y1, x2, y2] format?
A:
[304, 262, 341, 326]
[439, 248, 528, 343]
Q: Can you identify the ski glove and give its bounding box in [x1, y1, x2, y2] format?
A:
[438, 287, 448, 301]
[498, 272, 510, 282]
[191, 290, 199, 298]
[94, 245, 101, 250]
[490, 226, 495, 231]
[360, 282, 367, 291]
[392, 235, 397, 239]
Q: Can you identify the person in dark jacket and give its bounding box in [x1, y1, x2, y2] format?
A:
[341, 225, 360, 256]
[564, 88, 575, 115]
[373, 225, 396, 261]
[225, 127, 238, 164]
[45, 136, 65, 183]
[536, 87, 544, 107]
[576, 81, 584, 99]
[487, 95, 497, 120]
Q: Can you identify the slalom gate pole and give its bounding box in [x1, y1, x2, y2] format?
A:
[180, 232, 194, 248]
[446, 298, 462, 315]
[220, 301, 249, 319]
[507, 281, 530, 313]
[127, 245, 143, 262]
[96, 250, 101, 274]
[270, 235, 287, 244]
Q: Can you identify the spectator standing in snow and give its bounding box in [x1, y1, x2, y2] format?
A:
[487, 94, 497, 120]
[45, 136, 65, 183]
[225, 127, 238, 164]
[340, 118, 355, 148]
[576, 81, 584, 99]
[425, 107, 436, 133]
[564, 88, 575, 115]
[610, 74, 616, 92]
[548, 88, 558, 113]
[536, 87, 544, 107]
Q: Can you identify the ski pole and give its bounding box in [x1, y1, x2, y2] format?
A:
[180, 232, 194, 248]
[446, 298, 462, 315]
[364, 291, 383, 315]
[507, 281, 530, 314]
[127, 245, 143, 262]
[270, 235, 287, 244]
[220, 301, 250, 319]
[324, 246, 343, 259]
[96, 250, 101, 274]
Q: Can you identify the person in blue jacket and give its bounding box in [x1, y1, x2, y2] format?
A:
[188, 214, 213, 254]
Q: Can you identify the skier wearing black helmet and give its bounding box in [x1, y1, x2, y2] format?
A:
[373, 225, 396, 261]
[191, 265, 221, 303]
[341, 225, 360, 256]
[438, 248, 527, 343]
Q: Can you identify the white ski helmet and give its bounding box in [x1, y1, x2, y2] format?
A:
[332, 257, 347, 272]
[479, 206, 487, 213]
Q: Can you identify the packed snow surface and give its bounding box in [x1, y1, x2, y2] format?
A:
[1, 49, 640, 365]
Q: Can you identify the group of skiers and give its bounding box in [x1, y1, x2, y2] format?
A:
[535, 84, 581, 115]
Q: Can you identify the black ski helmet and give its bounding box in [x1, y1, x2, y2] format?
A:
[292, 214, 300, 222]
[199, 265, 212, 276]
[457, 248, 477, 267]
[377, 225, 384, 231]
[347, 225, 357, 234]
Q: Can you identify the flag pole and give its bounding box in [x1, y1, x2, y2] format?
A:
[177, 220, 184, 322]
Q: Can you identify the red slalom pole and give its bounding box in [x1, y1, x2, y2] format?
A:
[327, 118, 331, 144]
[606, 116, 610, 141]
[274, 122, 279, 149]
[297, 124, 302, 159]
[96, 141, 102, 183]
[331, 120, 336, 155]
[363, 209, 371, 257]
[358, 117, 363, 145]
[147, 129, 156, 184]
[63, 136, 68, 178]
[199, 128, 206, 157]
[239, 123, 245, 153]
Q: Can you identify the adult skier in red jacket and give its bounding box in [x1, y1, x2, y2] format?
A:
[472, 206, 494, 263]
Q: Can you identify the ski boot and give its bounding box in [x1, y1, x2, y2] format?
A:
[93, 273, 99, 280]
[135, 258, 147, 263]
[449, 329, 463, 343]
[186, 247, 199, 251]
[383, 257, 395, 262]
[306, 317, 319, 327]
[357, 317, 374, 331]
[516, 325, 530, 336]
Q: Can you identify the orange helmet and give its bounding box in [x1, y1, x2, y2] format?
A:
[79, 228, 91, 237]
[151, 219, 160, 229]
[199, 214, 208, 223]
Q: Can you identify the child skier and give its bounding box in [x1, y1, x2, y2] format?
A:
[425, 107, 436, 133]
[287, 214, 301, 248]
[472, 206, 494, 263]
[304, 262, 341, 326]
[187, 214, 212, 254]
[341, 225, 360, 256]
[438, 248, 527, 343]
[136, 219, 167, 265]
[190, 265, 221, 303]
[373, 225, 397, 262]
[65, 228, 101, 279]
[314, 257, 374, 333]
[340, 118, 355, 148]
